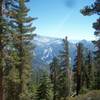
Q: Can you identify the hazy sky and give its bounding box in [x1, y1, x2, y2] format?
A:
[28, 0, 97, 40]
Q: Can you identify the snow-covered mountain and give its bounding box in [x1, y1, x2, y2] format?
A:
[32, 35, 94, 69]
[33, 35, 63, 64]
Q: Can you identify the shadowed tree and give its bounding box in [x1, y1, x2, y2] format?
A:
[36, 73, 52, 100]
[85, 50, 95, 89]
[50, 57, 60, 100]
[6, 0, 36, 99]
[0, 1, 4, 99]
[81, 0, 100, 89]
[58, 36, 71, 99]
[73, 43, 86, 95]
[0, 0, 11, 99]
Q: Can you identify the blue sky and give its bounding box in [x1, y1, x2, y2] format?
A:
[28, 0, 97, 40]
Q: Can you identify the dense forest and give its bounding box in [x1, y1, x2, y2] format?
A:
[0, 0, 100, 100]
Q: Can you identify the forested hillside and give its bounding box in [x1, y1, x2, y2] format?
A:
[0, 0, 100, 100]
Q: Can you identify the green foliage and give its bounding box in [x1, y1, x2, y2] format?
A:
[3, 0, 36, 99]
[67, 90, 100, 100]
[28, 83, 38, 100]
[58, 37, 71, 99]
[81, 0, 100, 89]
[73, 43, 96, 95]
[73, 43, 88, 95]
[0, 0, 12, 99]
[0, 0, 100, 99]
[36, 73, 53, 100]
[50, 57, 60, 100]
[5, 67, 20, 100]
[79, 87, 89, 94]
[85, 50, 95, 89]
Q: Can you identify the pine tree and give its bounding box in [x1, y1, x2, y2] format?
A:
[73, 43, 86, 95]
[58, 36, 71, 99]
[3, 49, 20, 100]
[50, 57, 60, 100]
[0, 0, 3, 100]
[3, 1, 21, 99]
[36, 73, 52, 100]
[72, 51, 78, 94]
[5, 65, 20, 100]
[85, 50, 95, 89]
[0, 1, 4, 99]
[81, 0, 100, 89]
[0, 0, 11, 99]
[6, 0, 36, 99]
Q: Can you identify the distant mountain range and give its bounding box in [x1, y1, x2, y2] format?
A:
[32, 35, 94, 70]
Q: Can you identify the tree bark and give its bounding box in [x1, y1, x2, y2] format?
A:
[0, 0, 4, 100]
[76, 44, 81, 95]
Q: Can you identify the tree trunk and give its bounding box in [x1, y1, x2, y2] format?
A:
[0, 69, 3, 100]
[0, 0, 4, 100]
[76, 45, 81, 95]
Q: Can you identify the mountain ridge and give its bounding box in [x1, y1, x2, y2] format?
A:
[32, 35, 94, 70]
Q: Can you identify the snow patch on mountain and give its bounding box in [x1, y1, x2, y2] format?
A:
[33, 35, 94, 66]
[41, 47, 56, 63]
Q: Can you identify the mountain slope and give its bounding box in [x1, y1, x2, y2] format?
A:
[32, 35, 94, 70]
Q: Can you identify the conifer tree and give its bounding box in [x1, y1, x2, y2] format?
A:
[74, 43, 86, 95]
[0, 0, 11, 99]
[0, 0, 4, 99]
[6, 0, 36, 99]
[58, 36, 70, 99]
[36, 73, 52, 100]
[72, 52, 78, 94]
[5, 65, 20, 100]
[1, 1, 21, 99]
[81, 0, 100, 89]
[50, 57, 60, 100]
[85, 50, 95, 89]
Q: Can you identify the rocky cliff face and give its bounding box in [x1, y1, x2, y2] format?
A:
[32, 35, 94, 70]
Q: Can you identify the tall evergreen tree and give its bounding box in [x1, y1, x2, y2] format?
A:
[36, 73, 52, 100]
[0, 0, 4, 99]
[58, 36, 71, 99]
[50, 57, 60, 100]
[73, 43, 86, 95]
[2, 1, 20, 100]
[85, 50, 95, 89]
[81, 0, 100, 89]
[0, 0, 11, 99]
[6, 0, 36, 99]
